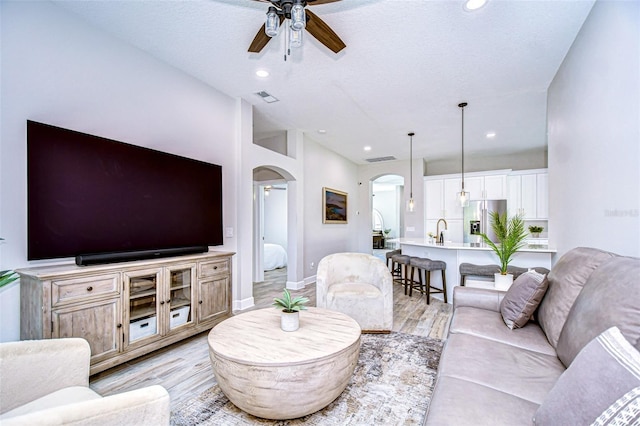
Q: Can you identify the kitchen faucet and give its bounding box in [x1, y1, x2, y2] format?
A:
[436, 218, 448, 243]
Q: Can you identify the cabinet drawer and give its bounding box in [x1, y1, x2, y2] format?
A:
[52, 274, 120, 306]
[199, 259, 229, 278]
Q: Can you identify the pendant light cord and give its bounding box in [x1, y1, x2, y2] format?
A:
[458, 102, 467, 191]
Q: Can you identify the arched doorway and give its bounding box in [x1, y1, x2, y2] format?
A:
[253, 166, 295, 285]
[371, 174, 405, 254]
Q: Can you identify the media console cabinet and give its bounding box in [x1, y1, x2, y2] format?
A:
[18, 250, 234, 375]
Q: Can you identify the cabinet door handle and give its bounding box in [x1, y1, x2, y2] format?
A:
[166, 299, 171, 304]
[160, 301, 165, 305]
[117, 323, 122, 328]
[87, 286, 93, 292]
[199, 300, 203, 304]
[213, 266, 218, 270]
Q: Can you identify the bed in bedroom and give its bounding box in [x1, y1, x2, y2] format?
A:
[264, 243, 287, 271]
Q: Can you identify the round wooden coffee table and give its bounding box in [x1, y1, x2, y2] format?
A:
[208, 307, 361, 420]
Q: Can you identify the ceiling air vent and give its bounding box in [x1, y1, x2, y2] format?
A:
[365, 156, 396, 163]
[255, 91, 279, 103]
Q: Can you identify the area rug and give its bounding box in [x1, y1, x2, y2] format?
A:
[171, 332, 443, 425]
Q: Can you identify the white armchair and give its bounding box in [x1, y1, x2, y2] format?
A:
[0, 338, 170, 425]
[316, 252, 393, 333]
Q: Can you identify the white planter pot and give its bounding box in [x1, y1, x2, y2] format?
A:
[494, 273, 514, 291]
[281, 311, 300, 332]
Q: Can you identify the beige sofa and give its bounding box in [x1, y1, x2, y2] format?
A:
[425, 247, 640, 425]
[0, 338, 170, 425]
[316, 252, 393, 333]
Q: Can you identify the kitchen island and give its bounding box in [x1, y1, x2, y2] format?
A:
[396, 238, 557, 303]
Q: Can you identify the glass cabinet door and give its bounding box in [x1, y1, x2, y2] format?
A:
[168, 266, 194, 331]
[126, 270, 160, 344]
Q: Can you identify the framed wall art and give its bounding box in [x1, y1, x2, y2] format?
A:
[322, 187, 348, 224]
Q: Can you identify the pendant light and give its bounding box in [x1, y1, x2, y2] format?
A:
[407, 132, 415, 212]
[458, 102, 469, 207]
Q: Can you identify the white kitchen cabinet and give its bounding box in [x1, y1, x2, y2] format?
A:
[464, 174, 506, 201]
[424, 170, 508, 242]
[425, 179, 444, 219]
[443, 178, 463, 219]
[483, 175, 507, 199]
[507, 170, 548, 219]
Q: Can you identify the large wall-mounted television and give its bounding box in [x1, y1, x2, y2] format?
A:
[27, 120, 223, 265]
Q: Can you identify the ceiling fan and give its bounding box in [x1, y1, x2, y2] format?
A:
[248, 0, 346, 54]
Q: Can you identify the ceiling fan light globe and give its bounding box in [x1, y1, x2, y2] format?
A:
[290, 4, 306, 31]
[265, 9, 280, 37]
[289, 25, 303, 48]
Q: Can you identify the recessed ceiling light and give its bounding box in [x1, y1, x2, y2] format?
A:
[364, 146, 372, 151]
[486, 132, 496, 138]
[255, 69, 269, 78]
[464, 0, 487, 11]
[317, 129, 327, 134]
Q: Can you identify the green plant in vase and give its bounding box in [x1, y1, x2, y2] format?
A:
[480, 211, 528, 290]
[528, 225, 544, 238]
[273, 288, 309, 332]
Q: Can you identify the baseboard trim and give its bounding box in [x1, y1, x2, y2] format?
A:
[286, 280, 305, 290]
[233, 297, 254, 312]
[304, 275, 317, 286]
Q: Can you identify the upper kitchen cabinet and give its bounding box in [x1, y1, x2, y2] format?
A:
[425, 171, 508, 223]
[464, 173, 507, 201]
[507, 169, 548, 220]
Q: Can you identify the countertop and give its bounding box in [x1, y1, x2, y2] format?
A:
[394, 238, 556, 253]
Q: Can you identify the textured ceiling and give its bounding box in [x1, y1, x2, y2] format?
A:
[53, 0, 595, 164]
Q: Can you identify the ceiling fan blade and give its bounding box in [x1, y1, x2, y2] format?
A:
[305, 9, 346, 54]
[308, 0, 342, 5]
[248, 15, 285, 53]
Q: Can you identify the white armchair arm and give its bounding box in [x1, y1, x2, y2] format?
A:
[0, 338, 90, 414]
[1, 385, 170, 426]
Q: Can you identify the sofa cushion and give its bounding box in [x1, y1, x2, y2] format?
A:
[533, 327, 640, 425]
[591, 387, 640, 425]
[555, 256, 640, 367]
[536, 247, 617, 348]
[424, 376, 540, 426]
[500, 270, 548, 329]
[449, 307, 556, 356]
[0, 386, 100, 419]
[437, 333, 565, 404]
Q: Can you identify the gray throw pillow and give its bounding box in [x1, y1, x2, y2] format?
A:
[500, 269, 548, 329]
[533, 327, 640, 425]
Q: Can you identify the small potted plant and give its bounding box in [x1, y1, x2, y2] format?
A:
[273, 288, 309, 332]
[480, 211, 528, 290]
[528, 225, 544, 238]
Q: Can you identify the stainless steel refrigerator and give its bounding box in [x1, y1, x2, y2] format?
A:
[463, 199, 507, 244]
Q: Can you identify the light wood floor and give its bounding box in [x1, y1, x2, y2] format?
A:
[89, 267, 453, 411]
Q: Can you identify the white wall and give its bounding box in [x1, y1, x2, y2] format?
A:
[264, 187, 288, 249]
[303, 137, 359, 277]
[548, 0, 639, 258]
[0, 1, 239, 342]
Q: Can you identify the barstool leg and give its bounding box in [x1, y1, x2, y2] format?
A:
[442, 270, 448, 303]
[408, 266, 414, 297]
[426, 271, 431, 305]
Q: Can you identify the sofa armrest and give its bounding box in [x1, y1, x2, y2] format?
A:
[453, 286, 506, 312]
[1, 385, 170, 426]
[0, 338, 90, 413]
